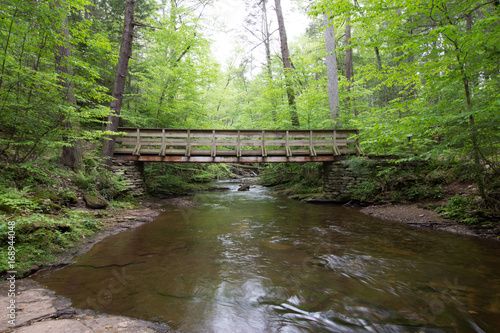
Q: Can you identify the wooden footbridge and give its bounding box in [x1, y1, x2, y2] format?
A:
[113, 128, 362, 163]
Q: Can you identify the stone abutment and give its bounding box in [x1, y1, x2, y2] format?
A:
[322, 158, 421, 203]
[111, 159, 146, 197]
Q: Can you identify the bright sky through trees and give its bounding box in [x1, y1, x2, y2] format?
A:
[206, 0, 310, 67]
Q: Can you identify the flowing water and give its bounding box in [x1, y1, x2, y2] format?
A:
[35, 181, 500, 332]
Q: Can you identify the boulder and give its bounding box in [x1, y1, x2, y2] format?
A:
[238, 184, 250, 191]
[83, 194, 108, 209]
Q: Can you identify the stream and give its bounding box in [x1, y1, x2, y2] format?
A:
[35, 181, 500, 332]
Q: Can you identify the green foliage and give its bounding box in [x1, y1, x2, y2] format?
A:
[0, 210, 102, 274]
[260, 163, 323, 198]
[0, 0, 116, 164]
[346, 158, 448, 203]
[0, 159, 77, 214]
[346, 156, 377, 175]
[0, 187, 37, 214]
[144, 163, 232, 196]
[437, 195, 481, 225]
[73, 163, 129, 201]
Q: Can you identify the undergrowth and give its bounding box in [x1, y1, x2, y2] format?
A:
[346, 156, 499, 225]
[260, 163, 323, 199]
[347, 156, 450, 203]
[0, 154, 136, 276]
[0, 210, 103, 276]
[144, 163, 232, 196]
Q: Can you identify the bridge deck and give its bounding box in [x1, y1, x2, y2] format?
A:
[113, 128, 362, 163]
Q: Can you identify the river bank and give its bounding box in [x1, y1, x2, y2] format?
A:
[1, 198, 187, 333]
[360, 203, 500, 239]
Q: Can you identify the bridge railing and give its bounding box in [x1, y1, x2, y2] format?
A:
[114, 128, 362, 157]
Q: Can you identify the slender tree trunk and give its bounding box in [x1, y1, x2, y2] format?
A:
[262, 0, 277, 122]
[262, 0, 272, 79]
[469, 114, 487, 200]
[324, 13, 340, 127]
[55, 1, 82, 170]
[274, 0, 299, 127]
[374, 46, 382, 70]
[102, 0, 135, 167]
[373, 45, 388, 105]
[345, 15, 355, 116]
[460, 14, 486, 201]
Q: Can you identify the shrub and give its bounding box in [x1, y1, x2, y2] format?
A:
[437, 195, 479, 224]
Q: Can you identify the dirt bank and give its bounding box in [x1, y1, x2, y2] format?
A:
[360, 203, 500, 240]
[1, 197, 194, 333]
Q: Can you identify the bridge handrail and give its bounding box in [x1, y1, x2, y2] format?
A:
[114, 128, 363, 157]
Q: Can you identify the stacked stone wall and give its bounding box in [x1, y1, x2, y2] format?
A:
[322, 159, 420, 203]
[322, 161, 366, 202]
[111, 160, 146, 197]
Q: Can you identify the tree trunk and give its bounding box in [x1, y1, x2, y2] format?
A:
[274, 0, 299, 127]
[261, 0, 277, 121]
[55, 2, 82, 170]
[262, 0, 272, 79]
[469, 115, 487, 201]
[374, 46, 382, 70]
[462, 13, 487, 201]
[345, 15, 355, 116]
[102, 0, 135, 167]
[324, 13, 340, 127]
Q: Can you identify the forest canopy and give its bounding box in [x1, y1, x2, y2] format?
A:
[0, 0, 498, 166]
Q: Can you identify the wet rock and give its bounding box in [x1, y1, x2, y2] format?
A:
[83, 194, 108, 209]
[0, 279, 171, 333]
[238, 184, 250, 191]
[308, 258, 329, 267]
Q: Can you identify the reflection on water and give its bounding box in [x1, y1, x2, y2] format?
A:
[35, 181, 500, 332]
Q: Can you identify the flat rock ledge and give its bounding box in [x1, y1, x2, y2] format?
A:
[0, 279, 172, 333]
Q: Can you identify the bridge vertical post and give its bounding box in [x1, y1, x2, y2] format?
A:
[160, 128, 166, 156]
[261, 130, 267, 157]
[286, 130, 291, 157]
[309, 130, 316, 156]
[332, 130, 340, 155]
[237, 130, 241, 157]
[132, 128, 141, 155]
[186, 130, 191, 157]
[211, 130, 216, 157]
